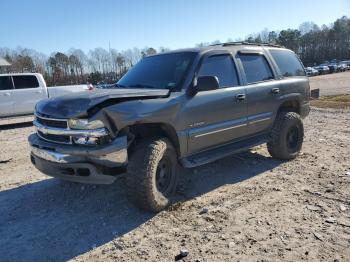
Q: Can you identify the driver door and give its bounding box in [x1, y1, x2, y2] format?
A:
[182, 52, 248, 154]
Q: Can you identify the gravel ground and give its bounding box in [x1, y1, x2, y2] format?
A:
[310, 71, 350, 96]
[1, 73, 350, 261]
[0, 106, 349, 261]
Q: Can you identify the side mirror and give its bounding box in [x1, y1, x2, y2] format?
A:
[195, 76, 220, 93]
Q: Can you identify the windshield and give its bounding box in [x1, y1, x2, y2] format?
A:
[117, 52, 197, 90]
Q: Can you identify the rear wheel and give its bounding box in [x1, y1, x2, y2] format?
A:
[267, 112, 304, 160]
[126, 137, 178, 212]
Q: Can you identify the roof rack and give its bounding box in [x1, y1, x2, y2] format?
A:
[210, 41, 283, 48]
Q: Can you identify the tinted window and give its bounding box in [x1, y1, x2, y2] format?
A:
[13, 75, 39, 89]
[198, 55, 239, 88]
[270, 50, 305, 77]
[239, 54, 274, 84]
[0, 76, 14, 90]
[118, 52, 196, 90]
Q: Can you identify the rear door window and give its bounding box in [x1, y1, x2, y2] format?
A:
[198, 55, 239, 88]
[0, 76, 14, 90]
[238, 54, 274, 84]
[270, 49, 305, 77]
[13, 75, 39, 89]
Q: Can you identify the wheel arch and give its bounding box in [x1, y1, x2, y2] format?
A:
[277, 99, 301, 115]
[120, 123, 181, 157]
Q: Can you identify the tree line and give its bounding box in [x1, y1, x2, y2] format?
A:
[0, 46, 160, 85]
[259, 16, 350, 66]
[198, 16, 350, 66]
[1, 16, 349, 86]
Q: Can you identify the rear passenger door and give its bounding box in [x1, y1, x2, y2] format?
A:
[237, 51, 280, 136]
[11, 75, 45, 116]
[0, 76, 14, 117]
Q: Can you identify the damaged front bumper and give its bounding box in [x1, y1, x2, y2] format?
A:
[28, 133, 128, 184]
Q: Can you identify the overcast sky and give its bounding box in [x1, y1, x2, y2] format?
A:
[1, 0, 349, 54]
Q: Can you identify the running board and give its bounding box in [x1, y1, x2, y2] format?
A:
[181, 134, 269, 168]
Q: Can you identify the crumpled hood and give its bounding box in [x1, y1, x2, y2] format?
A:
[36, 88, 170, 118]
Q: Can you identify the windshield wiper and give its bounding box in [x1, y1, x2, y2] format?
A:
[115, 83, 127, 88]
[127, 83, 159, 89]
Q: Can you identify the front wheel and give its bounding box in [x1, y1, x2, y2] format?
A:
[267, 112, 304, 160]
[126, 137, 178, 212]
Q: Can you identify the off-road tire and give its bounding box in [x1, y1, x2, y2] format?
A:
[267, 112, 304, 160]
[126, 137, 178, 212]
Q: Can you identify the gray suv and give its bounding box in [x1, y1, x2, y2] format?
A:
[29, 43, 310, 212]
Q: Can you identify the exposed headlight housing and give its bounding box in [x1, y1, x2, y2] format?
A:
[72, 136, 100, 145]
[72, 135, 111, 146]
[68, 119, 105, 130]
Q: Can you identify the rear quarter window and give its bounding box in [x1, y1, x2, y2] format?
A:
[13, 75, 39, 89]
[270, 50, 305, 77]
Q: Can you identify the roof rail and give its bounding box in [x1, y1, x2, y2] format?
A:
[210, 41, 283, 48]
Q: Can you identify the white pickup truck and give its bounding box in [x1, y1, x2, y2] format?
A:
[0, 73, 92, 118]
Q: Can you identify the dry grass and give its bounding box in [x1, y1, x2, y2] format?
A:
[310, 94, 350, 109]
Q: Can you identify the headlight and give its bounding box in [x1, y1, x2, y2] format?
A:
[68, 119, 105, 130]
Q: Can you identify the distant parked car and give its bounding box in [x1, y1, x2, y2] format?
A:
[314, 65, 330, 75]
[312, 67, 320, 74]
[326, 63, 339, 73]
[338, 63, 348, 72]
[305, 67, 312, 76]
[305, 67, 318, 76]
[340, 60, 350, 67]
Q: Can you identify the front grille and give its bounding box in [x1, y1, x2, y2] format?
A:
[38, 131, 71, 144]
[35, 113, 71, 144]
[36, 116, 68, 129]
[34, 112, 109, 146]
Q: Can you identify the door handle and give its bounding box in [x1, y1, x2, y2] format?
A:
[235, 94, 246, 101]
[271, 88, 280, 94]
[3, 92, 11, 96]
